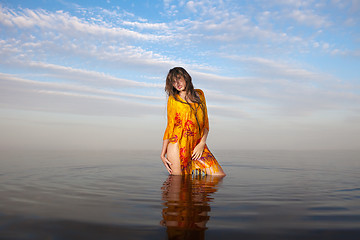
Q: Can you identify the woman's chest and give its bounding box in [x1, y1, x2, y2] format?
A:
[173, 102, 204, 122]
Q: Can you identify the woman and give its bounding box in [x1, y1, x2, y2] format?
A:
[160, 67, 225, 176]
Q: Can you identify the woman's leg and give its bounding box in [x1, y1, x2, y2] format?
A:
[167, 142, 182, 175]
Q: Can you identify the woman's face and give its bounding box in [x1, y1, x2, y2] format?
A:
[172, 75, 186, 92]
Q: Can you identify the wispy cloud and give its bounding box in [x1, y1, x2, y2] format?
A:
[0, 73, 162, 116]
[287, 9, 331, 28]
[0, 58, 162, 88]
[0, 6, 170, 41]
[190, 56, 360, 116]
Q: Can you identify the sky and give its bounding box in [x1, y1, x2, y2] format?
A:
[0, 0, 359, 151]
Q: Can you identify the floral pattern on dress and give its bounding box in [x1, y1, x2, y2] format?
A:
[174, 113, 182, 128]
[184, 120, 196, 137]
[179, 147, 189, 170]
[169, 135, 178, 143]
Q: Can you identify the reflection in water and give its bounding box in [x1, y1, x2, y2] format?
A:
[160, 175, 224, 240]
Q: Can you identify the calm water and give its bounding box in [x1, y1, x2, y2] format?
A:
[0, 149, 359, 239]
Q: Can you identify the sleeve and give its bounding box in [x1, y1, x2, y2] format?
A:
[203, 92, 209, 131]
[163, 96, 174, 140]
[198, 89, 209, 131]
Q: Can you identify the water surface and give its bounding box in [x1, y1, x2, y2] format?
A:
[0, 149, 359, 239]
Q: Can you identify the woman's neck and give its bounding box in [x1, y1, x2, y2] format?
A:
[179, 91, 187, 100]
[179, 91, 195, 104]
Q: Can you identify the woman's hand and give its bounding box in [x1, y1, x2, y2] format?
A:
[161, 155, 173, 174]
[192, 142, 205, 160]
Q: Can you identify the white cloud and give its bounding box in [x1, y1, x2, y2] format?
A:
[0, 73, 162, 101]
[186, 1, 197, 13]
[189, 57, 360, 117]
[0, 6, 171, 41]
[288, 9, 331, 28]
[322, 42, 330, 49]
[121, 20, 168, 30]
[0, 59, 162, 89]
[237, 57, 323, 80]
[167, 6, 309, 50]
[273, 0, 314, 8]
[0, 2, 339, 62]
[330, 49, 360, 57]
[0, 73, 162, 117]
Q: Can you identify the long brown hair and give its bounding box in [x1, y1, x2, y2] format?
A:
[165, 67, 204, 132]
[165, 67, 201, 104]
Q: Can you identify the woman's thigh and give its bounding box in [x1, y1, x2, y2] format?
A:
[167, 142, 182, 175]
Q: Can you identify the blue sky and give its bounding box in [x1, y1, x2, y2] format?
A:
[0, 0, 359, 150]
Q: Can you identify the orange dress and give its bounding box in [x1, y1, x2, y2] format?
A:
[163, 89, 223, 175]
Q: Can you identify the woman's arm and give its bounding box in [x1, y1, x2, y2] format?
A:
[161, 97, 174, 174]
[192, 128, 208, 160]
[192, 90, 209, 160]
[161, 139, 172, 174]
